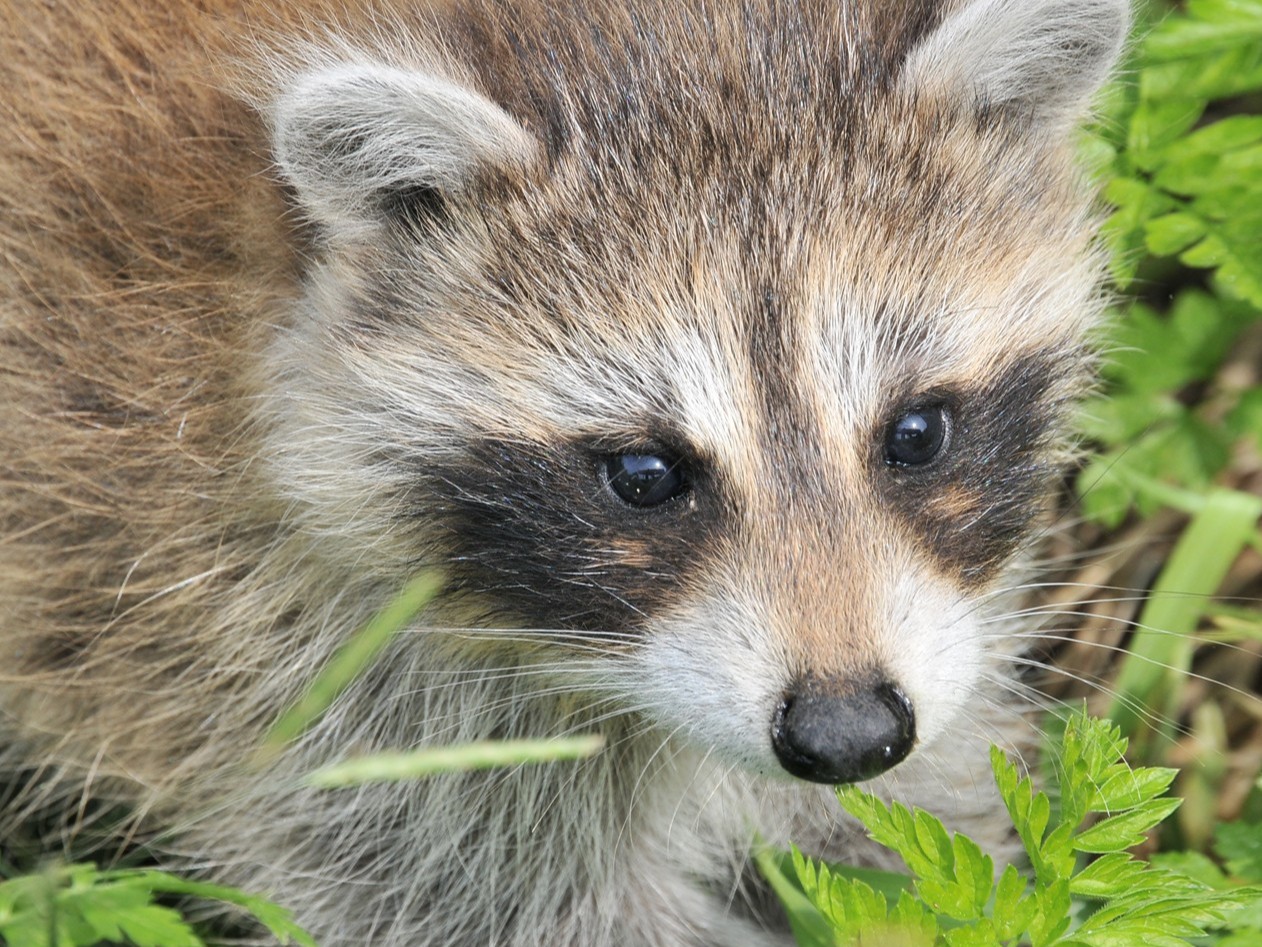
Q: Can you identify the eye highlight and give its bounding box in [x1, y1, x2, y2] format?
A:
[604, 453, 689, 507]
[884, 404, 951, 468]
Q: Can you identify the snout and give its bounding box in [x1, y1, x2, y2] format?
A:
[770, 677, 915, 784]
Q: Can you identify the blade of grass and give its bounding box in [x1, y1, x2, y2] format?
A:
[306, 735, 606, 787]
[258, 571, 443, 760]
[1107, 488, 1262, 745]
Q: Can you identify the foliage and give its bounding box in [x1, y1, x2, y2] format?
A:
[765, 711, 1257, 946]
[0, 862, 316, 947]
[1151, 815, 1262, 944]
[1077, 0, 1262, 528]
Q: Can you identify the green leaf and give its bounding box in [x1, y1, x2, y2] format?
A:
[1177, 220, 1262, 308]
[943, 921, 1003, 946]
[1228, 388, 1262, 449]
[1144, 1, 1262, 62]
[1216, 821, 1262, 881]
[1145, 212, 1207, 255]
[1101, 178, 1180, 284]
[991, 746, 1052, 873]
[1093, 766, 1179, 813]
[760, 847, 836, 947]
[125, 871, 318, 947]
[890, 891, 940, 944]
[1071, 853, 1153, 899]
[1149, 851, 1234, 889]
[1162, 115, 1262, 161]
[992, 864, 1037, 939]
[1074, 798, 1185, 854]
[1028, 878, 1072, 945]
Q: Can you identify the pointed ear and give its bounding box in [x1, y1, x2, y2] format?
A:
[901, 0, 1130, 128]
[269, 63, 540, 233]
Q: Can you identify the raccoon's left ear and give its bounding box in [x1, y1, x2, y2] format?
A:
[269, 63, 540, 236]
[901, 0, 1130, 128]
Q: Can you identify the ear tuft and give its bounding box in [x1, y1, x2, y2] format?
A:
[902, 0, 1130, 128]
[269, 63, 539, 232]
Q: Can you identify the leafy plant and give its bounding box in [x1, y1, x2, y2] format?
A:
[1077, 0, 1262, 527]
[1065, 0, 1262, 828]
[1151, 814, 1262, 944]
[0, 862, 315, 947]
[762, 710, 1256, 946]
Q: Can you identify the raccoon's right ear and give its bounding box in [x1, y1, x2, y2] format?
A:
[901, 0, 1130, 129]
[269, 63, 540, 235]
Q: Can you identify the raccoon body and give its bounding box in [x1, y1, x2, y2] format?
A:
[0, 0, 1127, 943]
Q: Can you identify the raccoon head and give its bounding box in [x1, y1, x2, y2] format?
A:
[262, 0, 1128, 784]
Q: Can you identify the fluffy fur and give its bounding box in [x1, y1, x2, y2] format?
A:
[1, 0, 1127, 943]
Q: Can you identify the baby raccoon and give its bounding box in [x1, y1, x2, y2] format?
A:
[0, 0, 1128, 943]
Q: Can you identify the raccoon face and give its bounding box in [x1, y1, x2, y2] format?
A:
[264, 0, 1125, 783]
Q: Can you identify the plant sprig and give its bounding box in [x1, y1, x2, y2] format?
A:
[770, 710, 1256, 946]
[0, 863, 316, 947]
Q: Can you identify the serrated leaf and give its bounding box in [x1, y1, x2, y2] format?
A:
[993, 864, 1037, 940]
[112, 905, 204, 947]
[953, 833, 994, 916]
[837, 789, 948, 883]
[1142, 41, 1262, 102]
[1178, 222, 1262, 308]
[1039, 824, 1079, 884]
[1128, 90, 1208, 170]
[891, 890, 940, 944]
[763, 847, 835, 947]
[991, 747, 1056, 875]
[943, 920, 1003, 946]
[824, 876, 890, 935]
[1093, 766, 1179, 813]
[107, 870, 318, 947]
[913, 811, 955, 883]
[1072, 854, 1155, 899]
[1028, 879, 1072, 946]
[1074, 885, 1253, 942]
[1074, 798, 1184, 853]
[1101, 178, 1180, 283]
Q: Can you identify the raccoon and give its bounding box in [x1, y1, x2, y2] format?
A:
[0, 0, 1128, 943]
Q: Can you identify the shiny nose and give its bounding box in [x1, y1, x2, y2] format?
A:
[770, 680, 916, 784]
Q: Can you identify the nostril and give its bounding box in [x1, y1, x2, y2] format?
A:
[770, 679, 916, 785]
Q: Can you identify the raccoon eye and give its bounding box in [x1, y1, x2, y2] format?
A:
[885, 404, 950, 468]
[604, 453, 689, 507]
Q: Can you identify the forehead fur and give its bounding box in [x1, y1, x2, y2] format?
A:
[312, 0, 1106, 433]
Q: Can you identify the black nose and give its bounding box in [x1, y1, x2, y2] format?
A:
[770, 680, 915, 784]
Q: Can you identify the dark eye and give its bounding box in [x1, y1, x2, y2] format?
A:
[885, 404, 950, 468]
[605, 453, 689, 507]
